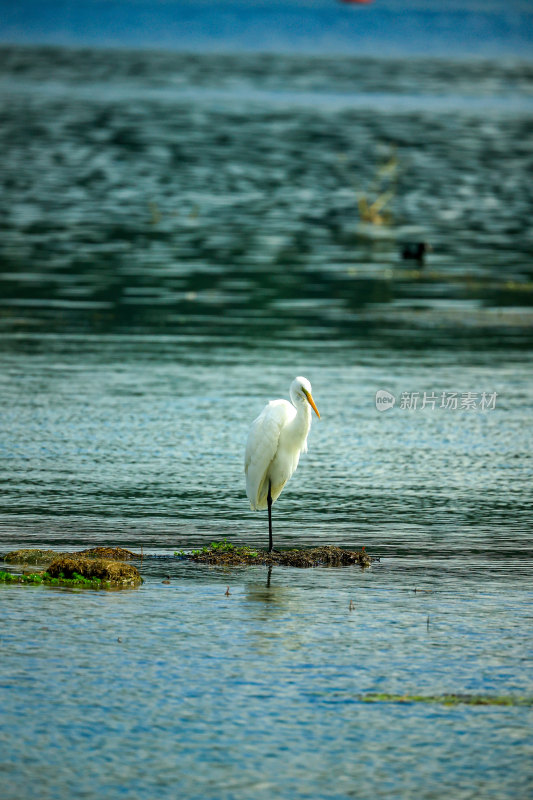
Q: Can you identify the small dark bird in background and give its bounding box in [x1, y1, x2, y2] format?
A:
[162, 575, 171, 584]
[401, 241, 432, 265]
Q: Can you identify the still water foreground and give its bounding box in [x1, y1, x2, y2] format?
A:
[1, 550, 531, 800]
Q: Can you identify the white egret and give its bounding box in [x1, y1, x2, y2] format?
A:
[244, 377, 320, 552]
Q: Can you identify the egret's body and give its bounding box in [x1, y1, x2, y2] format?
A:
[245, 377, 320, 551]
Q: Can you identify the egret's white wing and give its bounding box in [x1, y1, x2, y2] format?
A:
[244, 399, 294, 510]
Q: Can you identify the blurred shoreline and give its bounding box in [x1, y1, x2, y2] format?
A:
[1, 0, 532, 60]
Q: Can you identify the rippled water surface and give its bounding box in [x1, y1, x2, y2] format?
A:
[0, 47, 532, 799]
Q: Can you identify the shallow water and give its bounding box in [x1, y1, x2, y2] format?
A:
[1, 565, 532, 800]
[0, 47, 532, 799]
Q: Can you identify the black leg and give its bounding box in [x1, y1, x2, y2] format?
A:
[267, 480, 273, 553]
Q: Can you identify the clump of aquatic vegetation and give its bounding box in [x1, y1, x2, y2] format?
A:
[47, 555, 142, 585]
[75, 546, 140, 560]
[3, 546, 140, 564]
[175, 539, 260, 564]
[337, 145, 398, 226]
[196, 538, 258, 556]
[3, 549, 58, 565]
[175, 541, 371, 568]
[0, 555, 142, 590]
[0, 569, 111, 590]
[361, 694, 533, 707]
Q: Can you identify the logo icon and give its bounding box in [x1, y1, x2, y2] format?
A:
[375, 390, 395, 412]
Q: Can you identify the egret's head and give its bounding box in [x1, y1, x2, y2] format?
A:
[291, 376, 320, 418]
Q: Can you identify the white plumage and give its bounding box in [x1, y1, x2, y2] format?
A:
[244, 377, 320, 550]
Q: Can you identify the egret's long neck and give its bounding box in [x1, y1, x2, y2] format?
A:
[288, 397, 311, 446]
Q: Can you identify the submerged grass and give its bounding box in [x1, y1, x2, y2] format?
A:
[175, 541, 372, 568]
[361, 693, 533, 707]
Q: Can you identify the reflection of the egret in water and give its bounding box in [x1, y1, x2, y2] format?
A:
[244, 567, 287, 611]
[243, 567, 324, 657]
[243, 567, 302, 643]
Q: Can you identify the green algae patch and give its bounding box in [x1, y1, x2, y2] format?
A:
[176, 541, 371, 568]
[4, 549, 59, 565]
[1, 568, 115, 589]
[361, 694, 533, 707]
[1, 568, 112, 590]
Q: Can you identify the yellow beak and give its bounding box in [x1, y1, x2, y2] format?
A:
[303, 388, 320, 418]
